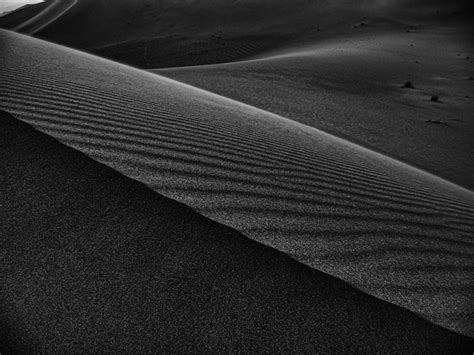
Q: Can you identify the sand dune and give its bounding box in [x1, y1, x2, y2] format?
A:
[2, 109, 473, 352]
[10, 0, 77, 34]
[1, 29, 473, 336]
[7, 0, 471, 189]
[0, 2, 47, 29]
[29, 0, 354, 67]
[2, 0, 465, 69]
[155, 17, 474, 191]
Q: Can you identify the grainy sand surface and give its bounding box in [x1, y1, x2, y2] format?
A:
[1, 109, 473, 353]
[156, 19, 474, 190]
[1, 29, 473, 337]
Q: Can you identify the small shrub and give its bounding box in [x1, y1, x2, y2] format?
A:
[430, 95, 439, 102]
[402, 81, 414, 89]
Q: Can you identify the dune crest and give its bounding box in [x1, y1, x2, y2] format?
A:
[1, 30, 473, 336]
[1, 109, 473, 352]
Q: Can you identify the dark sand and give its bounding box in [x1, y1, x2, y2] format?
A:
[1, 0, 473, 348]
[14, 0, 471, 69]
[30, 0, 360, 67]
[8, 0, 77, 34]
[156, 17, 474, 191]
[0, 1, 48, 29]
[1, 30, 473, 336]
[1, 109, 473, 353]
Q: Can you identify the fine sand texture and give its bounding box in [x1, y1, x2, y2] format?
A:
[155, 15, 474, 191]
[1, 109, 473, 352]
[5, 1, 471, 192]
[1, 30, 474, 337]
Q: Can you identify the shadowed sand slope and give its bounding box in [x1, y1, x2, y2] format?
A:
[1, 109, 473, 352]
[10, 0, 77, 35]
[1, 30, 474, 336]
[156, 16, 474, 191]
[30, 0, 361, 67]
[0, 2, 48, 30]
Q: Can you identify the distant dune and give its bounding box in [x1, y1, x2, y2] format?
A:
[1, 109, 473, 352]
[9, 0, 77, 34]
[28, 0, 359, 66]
[0, 1, 47, 29]
[2, 0, 466, 68]
[1, 30, 473, 337]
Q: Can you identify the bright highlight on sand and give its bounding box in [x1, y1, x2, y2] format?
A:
[0, 0, 44, 14]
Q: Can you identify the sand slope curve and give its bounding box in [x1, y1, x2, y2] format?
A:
[2, 110, 473, 352]
[156, 18, 474, 190]
[1, 29, 474, 336]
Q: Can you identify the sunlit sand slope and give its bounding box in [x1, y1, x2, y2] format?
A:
[1, 30, 473, 336]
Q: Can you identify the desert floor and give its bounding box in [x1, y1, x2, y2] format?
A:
[1, 0, 473, 351]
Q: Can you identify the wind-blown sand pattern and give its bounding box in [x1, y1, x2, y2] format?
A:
[2, 110, 472, 352]
[1, 29, 474, 338]
[156, 22, 474, 191]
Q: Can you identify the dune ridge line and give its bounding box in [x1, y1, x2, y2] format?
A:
[1, 29, 473, 336]
[3, 109, 474, 352]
